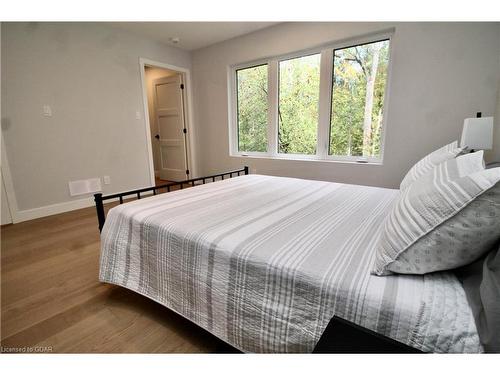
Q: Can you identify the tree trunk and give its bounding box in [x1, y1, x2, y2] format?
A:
[372, 107, 383, 155]
[362, 44, 382, 156]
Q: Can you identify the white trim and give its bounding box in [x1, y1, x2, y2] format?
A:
[228, 29, 395, 165]
[267, 60, 278, 156]
[139, 61, 156, 186]
[0, 25, 17, 224]
[13, 191, 159, 223]
[1, 132, 20, 223]
[227, 66, 238, 155]
[0, 175, 12, 225]
[376, 34, 395, 165]
[227, 64, 237, 156]
[228, 61, 271, 156]
[232, 58, 270, 73]
[139, 58, 197, 180]
[323, 34, 393, 164]
[14, 197, 96, 223]
[182, 66, 198, 177]
[317, 48, 334, 159]
[13, 188, 161, 224]
[231, 153, 383, 165]
[230, 28, 394, 71]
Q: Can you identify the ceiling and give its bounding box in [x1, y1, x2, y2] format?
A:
[106, 22, 279, 51]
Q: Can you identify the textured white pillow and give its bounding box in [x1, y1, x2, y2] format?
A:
[400, 141, 463, 191]
[373, 165, 500, 276]
[415, 150, 485, 186]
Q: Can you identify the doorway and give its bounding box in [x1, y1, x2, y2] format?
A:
[142, 61, 194, 184]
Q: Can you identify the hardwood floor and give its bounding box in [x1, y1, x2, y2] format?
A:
[0, 204, 237, 353]
[155, 177, 171, 186]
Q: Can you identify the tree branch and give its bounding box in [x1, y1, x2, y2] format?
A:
[344, 52, 367, 78]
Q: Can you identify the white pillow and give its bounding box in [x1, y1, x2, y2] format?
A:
[373, 164, 500, 275]
[400, 141, 463, 191]
[415, 150, 485, 186]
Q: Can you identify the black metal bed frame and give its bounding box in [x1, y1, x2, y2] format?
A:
[94, 166, 249, 232]
[214, 315, 423, 353]
[93, 165, 422, 353]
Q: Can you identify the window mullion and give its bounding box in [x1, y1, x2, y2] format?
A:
[230, 67, 238, 156]
[317, 49, 333, 159]
[267, 60, 278, 156]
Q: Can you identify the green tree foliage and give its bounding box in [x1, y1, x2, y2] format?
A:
[236, 40, 390, 157]
[237, 64, 268, 152]
[278, 54, 320, 155]
[330, 40, 389, 157]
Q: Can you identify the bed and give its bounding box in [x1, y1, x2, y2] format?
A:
[96, 169, 482, 353]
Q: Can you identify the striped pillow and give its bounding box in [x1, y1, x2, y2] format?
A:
[416, 150, 485, 186]
[400, 141, 463, 191]
[373, 166, 500, 276]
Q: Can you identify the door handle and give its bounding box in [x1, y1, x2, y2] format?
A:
[154, 134, 160, 140]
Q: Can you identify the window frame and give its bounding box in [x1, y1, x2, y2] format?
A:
[228, 30, 394, 165]
[233, 62, 270, 154]
[277, 52, 322, 157]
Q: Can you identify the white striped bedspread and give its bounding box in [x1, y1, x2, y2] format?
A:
[99, 174, 482, 353]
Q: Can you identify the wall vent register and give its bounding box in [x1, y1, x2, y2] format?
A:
[68, 178, 102, 197]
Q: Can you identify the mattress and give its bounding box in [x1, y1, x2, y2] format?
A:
[99, 174, 482, 353]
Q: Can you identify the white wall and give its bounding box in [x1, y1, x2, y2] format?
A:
[192, 22, 500, 188]
[486, 57, 500, 163]
[1, 22, 192, 217]
[2, 22, 499, 223]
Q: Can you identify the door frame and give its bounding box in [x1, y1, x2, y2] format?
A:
[139, 57, 197, 185]
[1, 132, 17, 224]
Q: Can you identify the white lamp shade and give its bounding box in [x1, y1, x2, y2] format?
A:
[460, 117, 494, 150]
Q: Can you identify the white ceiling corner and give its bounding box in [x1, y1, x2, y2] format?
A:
[105, 22, 280, 51]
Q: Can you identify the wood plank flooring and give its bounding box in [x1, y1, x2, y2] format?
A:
[0, 203, 237, 353]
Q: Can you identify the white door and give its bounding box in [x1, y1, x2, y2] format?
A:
[153, 74, 189, 181]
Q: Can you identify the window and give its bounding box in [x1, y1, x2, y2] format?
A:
[278, 54, 321, 155]
[330, 40, 390, 158]
[230, 33, 392, 163]
[236, 64, 268, 152]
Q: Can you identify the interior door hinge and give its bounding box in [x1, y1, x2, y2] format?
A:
[186, 169, 190, 175]
[180, 83, 184, 90]
[183, 128, 187, 134]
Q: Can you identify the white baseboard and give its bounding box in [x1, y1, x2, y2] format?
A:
[12, 191, 157, 224]
[13, 197, 95, 223]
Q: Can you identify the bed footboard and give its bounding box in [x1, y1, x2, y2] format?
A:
[313, 316, 423, 353]
[94, 166, 249, 232]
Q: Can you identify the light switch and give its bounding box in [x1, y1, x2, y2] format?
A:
[103, 176, 111, 185]
[43, 105, 52, 117]
[135, 111, 141, 120]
